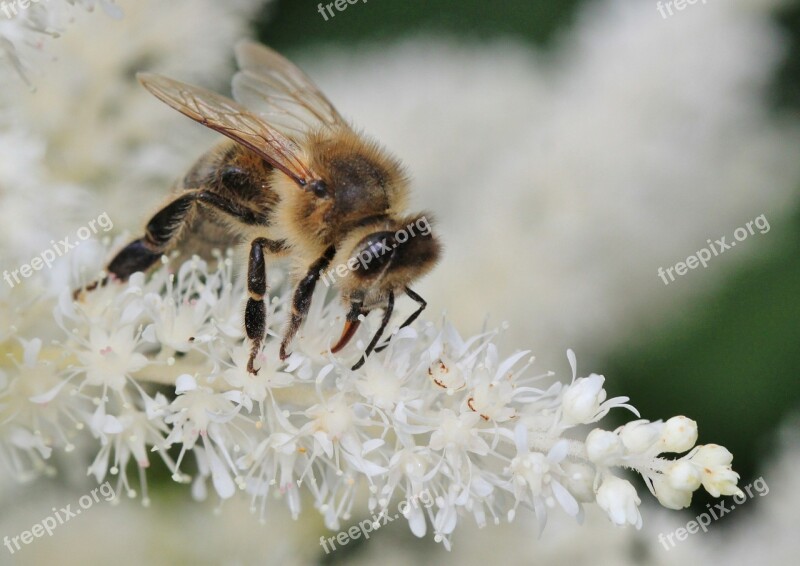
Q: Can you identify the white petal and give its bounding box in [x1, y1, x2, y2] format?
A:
[547, 439, 569, 463]
[551, 480, 580, 516]
[494, 349, 530, 381]
[406, 504, 427, 538]
[206, 443, 235, 499]
[566, 348, 577, 382]
[175, 374, 197, 394]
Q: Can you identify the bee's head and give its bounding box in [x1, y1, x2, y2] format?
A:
[347, 214, 440, 300]
[327, 213, 441, 350]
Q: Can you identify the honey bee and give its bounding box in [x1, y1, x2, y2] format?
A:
[76, 40, 441, 374]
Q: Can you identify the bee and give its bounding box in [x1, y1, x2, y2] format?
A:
[76, 41, 441, 374]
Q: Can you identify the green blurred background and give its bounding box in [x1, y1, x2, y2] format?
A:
[255, 0, 800, 523]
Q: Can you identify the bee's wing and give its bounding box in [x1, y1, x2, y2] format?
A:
[231, 40, 348, 136]
[138, 72, 318, 187]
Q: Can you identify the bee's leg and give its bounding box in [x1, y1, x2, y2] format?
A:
[245, 239, 267, 375]
[349, 291, 394, 370]
[374, 286, 426, 353]
[74, 190, 268, 299]
[245, 237, 287, 375]
[106, 238, 163, 281]
[278, 246, 336, 361]
[72, 237, 165, 299]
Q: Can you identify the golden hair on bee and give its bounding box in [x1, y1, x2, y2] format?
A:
[271, 127, 410, 264]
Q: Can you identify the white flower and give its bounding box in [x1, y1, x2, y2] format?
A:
[77, 325, 149, 391]
[508, 424, 580, 528]
[468, 370, 517, 422]
[143, 293, 211, 353]
[0, 243, 743, 548]
[222, 343, 295, 408]
[596, 475, 642, 529]
[165, 378, 239, 450]
[429, 410, 489, 455]
[86, 403, 171, 504]
[560, 349, 637, 427]
[0, 338, 83, 480]
[562, 374, 606, 424]
[356, 357, 409, 410]
[427, 354, 465, 391]
[688, 444, 744, 498]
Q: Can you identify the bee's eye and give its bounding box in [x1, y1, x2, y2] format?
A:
[309, 180, 328, 198]
[351, 232, 397, 279]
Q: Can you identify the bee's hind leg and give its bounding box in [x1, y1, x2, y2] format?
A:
[72, 238, 162, 300]
[72, 195, 195, 300]
[73, 190, 268, 300]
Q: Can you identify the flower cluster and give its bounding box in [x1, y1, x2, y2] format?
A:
[0, 247, 743, 549]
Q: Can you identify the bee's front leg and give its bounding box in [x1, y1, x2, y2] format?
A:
[347, 291, 394, 370]
[374, 286, 426, 353]
[278, 246, 335, 361]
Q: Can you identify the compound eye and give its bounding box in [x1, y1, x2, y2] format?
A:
[364, 239, 388, 258]
[309, 180, 328, 198]
[352, 232, 396, 278]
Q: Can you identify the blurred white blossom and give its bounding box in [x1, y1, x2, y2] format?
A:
[0, 0, 123, 86]
[301, 0, 800, 367]
[0, 0, 269, 262]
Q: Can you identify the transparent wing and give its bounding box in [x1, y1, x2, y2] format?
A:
[232, 40, 348, 135]
[137, 72, 318, 186]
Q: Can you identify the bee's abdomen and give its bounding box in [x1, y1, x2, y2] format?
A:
[165, 142, 280, 263]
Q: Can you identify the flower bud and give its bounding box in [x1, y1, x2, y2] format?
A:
[585, 428, 625, 466]
[596, 475, 642, 529]
[660, 416, 697, 453]
[562, 374, 606, 424]
[652, 475, 692, 510]
[667, 460, 702, 492]
[618, 419, 662, 454]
